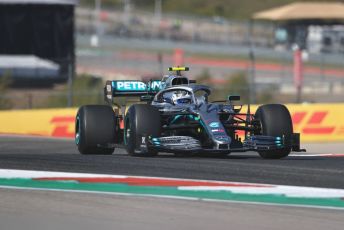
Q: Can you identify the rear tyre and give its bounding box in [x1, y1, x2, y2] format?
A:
[75, 105, 116, 155]
[255, 104, 293, 159]
[124, 104, 161, 156]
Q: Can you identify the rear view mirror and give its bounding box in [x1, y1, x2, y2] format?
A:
[228, 95, 240, 101]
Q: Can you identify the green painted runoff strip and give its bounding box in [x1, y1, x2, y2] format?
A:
[0, 178, 344, 209]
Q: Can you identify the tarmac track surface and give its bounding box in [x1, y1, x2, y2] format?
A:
[0, 135, 343, 230]
[0, 136, 343, 189]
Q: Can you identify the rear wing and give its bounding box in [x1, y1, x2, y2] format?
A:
[104, 80, 162, 103]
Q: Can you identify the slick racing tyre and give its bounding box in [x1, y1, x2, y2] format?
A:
[124, 104, 161, 156]
[255, 104, 293, 159]
[75, 105, 116, 155]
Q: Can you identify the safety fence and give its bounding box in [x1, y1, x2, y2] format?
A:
[0, 103, 343, 142]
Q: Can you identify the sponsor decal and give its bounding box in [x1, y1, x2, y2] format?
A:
[149, 81, 162, 91]
[238, 104, 344, 142]
[51, 116, 75, 138]
[211, 129, 225, 133]
[140, 136, 148, 149]
[214, 135, 229, 141]
[112, 81, 162, 92]
[209, 122, 220, 128]
[115, 81, 147, 91]
[291, 111, 335, 135]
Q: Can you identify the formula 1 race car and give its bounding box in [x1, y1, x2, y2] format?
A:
[75, 67, 305, 159]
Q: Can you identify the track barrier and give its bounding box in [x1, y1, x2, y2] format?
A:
[0, 103, 343, 142]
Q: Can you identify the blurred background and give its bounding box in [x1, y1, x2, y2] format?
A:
[1, 0, 344, 109]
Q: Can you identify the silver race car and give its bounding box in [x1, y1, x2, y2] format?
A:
[75, 67, 305, 158]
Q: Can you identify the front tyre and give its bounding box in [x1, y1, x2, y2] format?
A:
[124, 104, 161, 156]
[75, 105, 116, 155]
[255, 104, 293, 159]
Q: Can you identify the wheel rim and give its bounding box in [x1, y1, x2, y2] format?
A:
[124, 117, 130, 145]
[75, 116, 80, 145]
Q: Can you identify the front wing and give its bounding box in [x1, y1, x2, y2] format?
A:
[142, 133, 305, 154]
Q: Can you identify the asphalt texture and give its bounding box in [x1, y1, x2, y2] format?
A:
[1, 135, 344, 230]
[0, 135, 344, 189]
[1, 188, 343, 230]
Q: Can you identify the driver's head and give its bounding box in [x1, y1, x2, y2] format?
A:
[172, 91, 192, 105]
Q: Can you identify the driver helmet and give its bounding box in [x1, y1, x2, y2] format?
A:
[171, 91, 192, 105]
